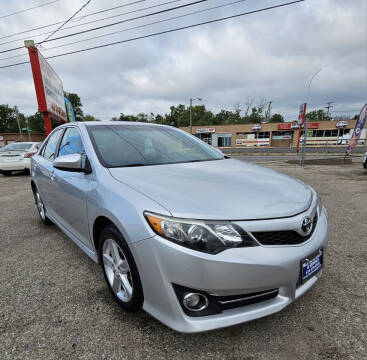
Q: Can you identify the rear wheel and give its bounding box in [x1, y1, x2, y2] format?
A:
[2, 171, 11, 176]
[34, 188, 53, 225]
[99, 225, 143, 312]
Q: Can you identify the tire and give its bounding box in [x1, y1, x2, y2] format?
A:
[2, 171, 11, 176]
[34, 187, 53, 225]
[99, 225, 144, 312]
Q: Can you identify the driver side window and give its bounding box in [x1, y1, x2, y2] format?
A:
[59, 127, 85, 156]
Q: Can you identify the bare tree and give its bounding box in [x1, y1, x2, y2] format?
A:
[244, 97, 255, 116]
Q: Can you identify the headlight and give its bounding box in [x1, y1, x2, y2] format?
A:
[145, 212, 257, 254]
[310, 187, 322, 215]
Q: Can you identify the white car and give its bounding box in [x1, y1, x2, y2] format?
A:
[0, 142, 40, 175]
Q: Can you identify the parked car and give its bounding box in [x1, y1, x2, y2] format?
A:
[0, 142, 40, 175]
[363, 150, 367, 170]
[30, 122, 328, 333]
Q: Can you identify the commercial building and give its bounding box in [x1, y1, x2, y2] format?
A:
[181, 119, 365, 149]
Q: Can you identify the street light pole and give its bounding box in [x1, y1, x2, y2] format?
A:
[189, 97, 202, 134]
[300, 68, 322, 167]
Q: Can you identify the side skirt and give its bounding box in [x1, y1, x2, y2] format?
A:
[48, 214, 99, 263]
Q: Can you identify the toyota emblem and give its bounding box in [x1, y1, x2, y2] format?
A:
[301, 217, 312, 235]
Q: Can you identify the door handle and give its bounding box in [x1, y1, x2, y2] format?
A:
[50, 171, 55, 181]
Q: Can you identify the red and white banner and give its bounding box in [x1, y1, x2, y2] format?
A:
[298, 103, 307, 125]
[297, 103, 307, 152]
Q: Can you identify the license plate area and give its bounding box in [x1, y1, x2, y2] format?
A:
[301, 248, 323, 283]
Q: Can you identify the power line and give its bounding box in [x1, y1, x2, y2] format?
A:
[0, 0, 305, 70]
[0, 0, 61, 19]
[39, 0, 93, 44]
[0, 0, 181, 46]
[0, 0, 247, 62]
[0, 0, 185, 51]
[0, 0, 146, 41]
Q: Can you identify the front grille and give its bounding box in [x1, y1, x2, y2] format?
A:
[252, 213, 318, 246]
[214, 288, 279, 311]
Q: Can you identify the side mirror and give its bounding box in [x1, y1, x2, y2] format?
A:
[53, 153, 92, 174]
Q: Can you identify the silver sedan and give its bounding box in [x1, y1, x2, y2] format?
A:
[31, 122, 328, 333]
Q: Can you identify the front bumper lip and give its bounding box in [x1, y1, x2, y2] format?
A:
[130, 207, 328, 333]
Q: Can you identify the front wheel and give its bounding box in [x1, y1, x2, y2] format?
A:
[99, 225, 144, 312]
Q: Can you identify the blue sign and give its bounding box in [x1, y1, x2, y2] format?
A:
[64, 97, 76, 122]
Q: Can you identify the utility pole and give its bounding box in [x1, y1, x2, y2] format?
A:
[26, 118, 31, 141]
[14, 106, 22, 140]
[325, 101, 333, 120]
[189, 97, 202, 134]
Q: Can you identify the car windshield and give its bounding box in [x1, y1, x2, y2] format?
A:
[87, 124, 224, 167]
[1, 143, 33, 151]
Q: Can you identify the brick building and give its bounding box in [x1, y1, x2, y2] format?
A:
[181, 119, 365, 149]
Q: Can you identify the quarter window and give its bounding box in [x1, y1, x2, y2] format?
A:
[43, 129, 63, 160]
[59, 127, 85, 156]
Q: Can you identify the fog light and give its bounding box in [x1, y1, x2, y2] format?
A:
[183, 292, 209, 312]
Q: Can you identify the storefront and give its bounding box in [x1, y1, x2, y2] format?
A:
[181, 119, 363, 149]
[194, 128, 233, 148]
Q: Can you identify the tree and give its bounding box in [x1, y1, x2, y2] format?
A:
[118, 113, 139, 122]
[246, 107, 264, 124]
[64, 92, 83, 120]
[269, 113, 284, 123]
[84, 114, 100, 121]
[27, 111, 45, 133]
[0, 104, 18, 133]
[306, 109, 326, 122]
[0, 105, 28, 133]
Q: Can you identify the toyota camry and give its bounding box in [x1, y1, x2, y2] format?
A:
[30, 122, 328, 333]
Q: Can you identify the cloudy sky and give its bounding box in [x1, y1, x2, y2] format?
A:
[0, 0, 366, 121]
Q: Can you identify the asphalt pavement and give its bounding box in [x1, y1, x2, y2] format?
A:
[0, 161, 366, 360]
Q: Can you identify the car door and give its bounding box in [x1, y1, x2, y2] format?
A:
[33, 128, 64, 217]
[51, 126, 93, 247]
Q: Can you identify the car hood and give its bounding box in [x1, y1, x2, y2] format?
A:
[109, 158, 312, 220]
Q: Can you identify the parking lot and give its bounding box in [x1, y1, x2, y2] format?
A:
[1, 160, 366, 360]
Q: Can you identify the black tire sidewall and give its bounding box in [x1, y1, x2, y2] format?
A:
[99, 225, 144, 312]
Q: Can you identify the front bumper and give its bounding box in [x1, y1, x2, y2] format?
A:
[130, 207, 328, 333]
[0, 158, 30, 171]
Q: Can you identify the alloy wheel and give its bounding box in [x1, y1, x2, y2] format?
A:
[35, 190, 46, 221]
[102, 238, 133, 302]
